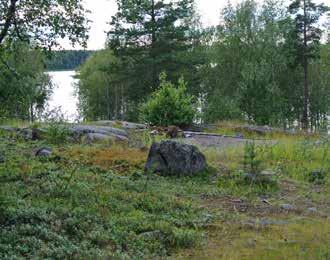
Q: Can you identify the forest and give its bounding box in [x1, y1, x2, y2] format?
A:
[0, 0, 328, 131]
[46, 50, 94, 71]
[76, 0, 330, 131]
[0, 0, 330, 259]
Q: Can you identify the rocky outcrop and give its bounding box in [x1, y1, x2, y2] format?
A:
[83, 133, 128, 144]
[68, 125, 128, 143]
[93, 120, 147, 130]
[69, 125, 127, 137]
[145, 140, 207, 176]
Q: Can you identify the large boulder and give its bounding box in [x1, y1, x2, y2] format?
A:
[145, 140, 207, 176]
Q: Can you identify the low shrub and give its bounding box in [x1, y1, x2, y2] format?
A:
[140, 72, 196, 127]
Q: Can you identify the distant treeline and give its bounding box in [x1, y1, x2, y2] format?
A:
[46, 50, 94, 71]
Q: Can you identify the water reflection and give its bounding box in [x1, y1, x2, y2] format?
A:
[47, 71, 79, 122]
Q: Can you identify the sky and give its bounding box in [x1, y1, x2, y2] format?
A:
[65, 0, 329, 50]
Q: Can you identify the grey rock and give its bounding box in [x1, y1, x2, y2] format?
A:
[308, 169, 326, 184]
[145, 140, 207, 176]
[244, 218, 289, 228]
[307, 207, 318, 214]
[69, 125, 128, 139]
[35, 147, 52, 157]
[19, 128, 33, 140]
[280, 204, 296, 211]
[83, 133, 128, 143]
[94, 120, 147, 130]
[235, 133, 244, 138]
[138, 230, 164, 240]
[0, 126, 18, 132]
[31, 128, 45, 140]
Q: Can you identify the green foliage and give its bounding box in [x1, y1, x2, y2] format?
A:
[43, 108, 71, 145]
[140, 73, 196, 127]
[0, 41, 53, 121]
[77, 49, 126, 121]
[257, 137, 330, 184]
[0, 0, 89, 48]
[202, 0, 329, 130]
[204, 95, 243, 123]
[84, 0, 205, 121]
[0, 123, 329, 258]
[243, 142, 262, 174]
[0, 135, 211, 258]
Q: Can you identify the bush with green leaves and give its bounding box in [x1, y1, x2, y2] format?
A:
[42, 108, 71, 145]
[140, 73, 196, 127]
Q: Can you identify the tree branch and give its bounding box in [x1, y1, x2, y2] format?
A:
[0, 0, 18, 45]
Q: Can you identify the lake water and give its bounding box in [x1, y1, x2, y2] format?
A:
[47, 71, 79, 122]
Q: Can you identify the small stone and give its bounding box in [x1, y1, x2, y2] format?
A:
[307, 207, 317, 214]
[138, 230, 163, 240]
[35, 147, 52, 157]
[308, 169, 326, 184]
[280, 204, 295, 211]
[235, 133, 244, 138]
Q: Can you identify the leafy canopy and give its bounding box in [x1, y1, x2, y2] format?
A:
[0, 0, 90, 48]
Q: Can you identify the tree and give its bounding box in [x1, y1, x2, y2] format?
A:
[204, 0, 298, 126]
[288, 0, 328, 129]
[309, 43, 330, 130]
[140, 73, 196, 127]
[77, 49, 126, 121]
[0, 41, 52, 121]
[0, 0, 90, 48]
[107, 0, 203, 107]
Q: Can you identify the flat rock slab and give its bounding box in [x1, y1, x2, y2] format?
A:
[93, 120, 147, 130]
[83, 133, 128, 143]
[183, 135, 273, 149]
[69, 125, 128, 138]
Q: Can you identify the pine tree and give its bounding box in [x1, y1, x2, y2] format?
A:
[107, 0, 201, 106]
[288, 0, 328, 130]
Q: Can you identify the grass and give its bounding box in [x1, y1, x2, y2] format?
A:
[177, 218, 330, 259]
[0, 122, 329, 259]
[0, 133, 212, 258]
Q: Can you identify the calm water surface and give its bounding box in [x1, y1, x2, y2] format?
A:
[47, 71, 79, 121]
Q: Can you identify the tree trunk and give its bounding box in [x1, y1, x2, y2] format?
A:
[302, 0, 309, 130]
[150, 0, 158, 88]
[30, 103, 34, 123]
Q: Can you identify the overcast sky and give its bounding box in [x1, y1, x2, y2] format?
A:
[66, 0, 329, 50]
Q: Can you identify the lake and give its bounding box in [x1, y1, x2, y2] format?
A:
[47, 71, 79, 122]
